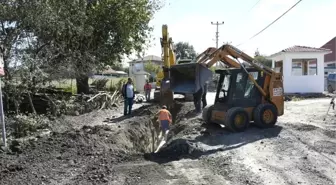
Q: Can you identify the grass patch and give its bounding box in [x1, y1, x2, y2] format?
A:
[52, 78, 124, 94]
[290, 96, 304, 101]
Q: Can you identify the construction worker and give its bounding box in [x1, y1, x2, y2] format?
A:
[144, 80, 152, 101]
[121, 78, 135, 115]
[202, 81, 208, 109]
[193, 87, 203, 113]
[156, 105, 172, 140]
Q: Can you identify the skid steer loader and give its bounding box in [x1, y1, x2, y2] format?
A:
[198, 44, 284, 132]
[169, 44, 284, 132]
[157, 25, 284, 133]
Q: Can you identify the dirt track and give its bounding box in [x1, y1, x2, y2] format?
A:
[1, 97, 336, 185]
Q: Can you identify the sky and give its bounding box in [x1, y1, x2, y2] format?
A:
[124, 0, 336, 65]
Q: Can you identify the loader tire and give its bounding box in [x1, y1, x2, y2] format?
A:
[225, 107, 250, 132]
[253, 104, 278, 128]
[202, 105, 214, 124]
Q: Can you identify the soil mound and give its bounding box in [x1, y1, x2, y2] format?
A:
[1, 101, 203, 184]
[144, 138, 205, 162]
[143, 102, 210, 162]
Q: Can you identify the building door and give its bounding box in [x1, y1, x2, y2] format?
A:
[275, 61, 283, 75]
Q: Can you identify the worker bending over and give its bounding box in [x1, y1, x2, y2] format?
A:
[156, 105, 172, 140]
[193, 87, 203, 113]
[202, 81, 208, 109]
[194, 82, 209, 113]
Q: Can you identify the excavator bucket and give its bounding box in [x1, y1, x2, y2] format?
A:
[169, 63, 213, 94]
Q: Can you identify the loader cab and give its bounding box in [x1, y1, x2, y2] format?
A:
[214, 68, 266, 108]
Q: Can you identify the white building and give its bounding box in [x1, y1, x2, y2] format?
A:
[128, 55, 162, 92]
[269, 45, 331, 94]
[128, 55, 162, 76]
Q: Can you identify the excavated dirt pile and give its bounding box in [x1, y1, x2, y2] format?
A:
[144, 102, 211, 162]
[0, 101, 201, 184]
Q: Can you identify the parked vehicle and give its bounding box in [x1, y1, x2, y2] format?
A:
[327, 73, 336, 93]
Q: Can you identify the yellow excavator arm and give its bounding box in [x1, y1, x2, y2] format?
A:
[155, 25, 177, 106]
[156, 25, 176, 88]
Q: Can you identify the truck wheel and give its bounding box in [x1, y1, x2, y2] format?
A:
[253, 104, 278, 128]
[202, 105, 214, 124]
[225, 107, 250, 132]
[328, 85, 334, 93]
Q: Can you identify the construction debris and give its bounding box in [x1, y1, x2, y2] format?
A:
[87, 91, 121, 110]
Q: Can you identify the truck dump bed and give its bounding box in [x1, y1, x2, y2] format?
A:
[169, 63, 213, 94]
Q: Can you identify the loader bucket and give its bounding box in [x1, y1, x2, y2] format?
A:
[169, 63, 213, 94]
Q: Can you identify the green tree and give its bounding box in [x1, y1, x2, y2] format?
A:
[254, 49, 272, 68]
[174, 42, 197, 60]
[144, 61, 161, 74]
[121, 67, 129, 74]
[0, 0, 30, 80]
[254, 55, 272, 68]
[112, 63, 124, 71]
[1, 0, 163, 94]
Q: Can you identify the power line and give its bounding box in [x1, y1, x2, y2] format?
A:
[236, 0, 303, 47]
[248, 0, 262, 12]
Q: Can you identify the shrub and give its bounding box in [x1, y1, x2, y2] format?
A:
[63, 85, 77, 95]
[6, 114, 50, 138]
[116, 77, 129, 92]
[91, 79, 109, 90]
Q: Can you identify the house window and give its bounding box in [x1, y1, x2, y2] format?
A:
[291, 59, 317, 76]
[308, 59, 317, 75]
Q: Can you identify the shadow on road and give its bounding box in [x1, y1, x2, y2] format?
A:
[195, 123, 283, 147]
[144, 125, 283, 164]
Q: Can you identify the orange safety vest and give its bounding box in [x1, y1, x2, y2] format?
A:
[158, 109, 171, 121]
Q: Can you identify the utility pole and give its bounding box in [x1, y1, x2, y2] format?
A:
[211, 21, 224, 67]
[0, 46, 5, 148]
[211, 21, 224, 48]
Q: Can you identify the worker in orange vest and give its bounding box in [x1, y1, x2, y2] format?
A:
[156, 105, 172, 139]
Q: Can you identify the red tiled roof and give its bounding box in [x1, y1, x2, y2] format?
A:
[281, 45, 330, 52]
[321, 37, 336, 63]
[269, 45, 331, 58]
